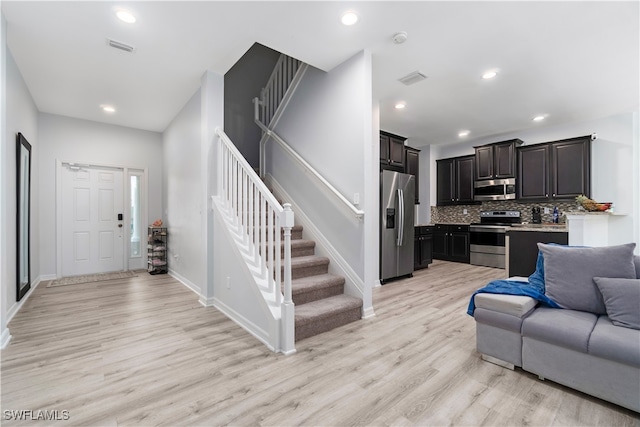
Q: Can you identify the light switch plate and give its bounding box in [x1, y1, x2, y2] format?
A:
[544, 207, 550, 214]
[463, 209, 468, 215]
[353, 193, 360, 205]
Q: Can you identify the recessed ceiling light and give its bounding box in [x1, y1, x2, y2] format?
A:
[458, 130, 470, 137]
[532, 115, 546, 122]
[482, 70, 498, 79]
[395, 102, 406, 109]
[341, 11, 359, 26]
[116, 9, 136, 24]
[101, 105, 116, 113]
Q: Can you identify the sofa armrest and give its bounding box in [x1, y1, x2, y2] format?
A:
[474, 293, 538, 318]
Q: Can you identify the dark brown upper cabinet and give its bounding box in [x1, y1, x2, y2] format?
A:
[475, 139, 523, 180]
[517, 136, 591, 201]
[380, 131, 406, 168]
[436, 155, 475, 206]
[405, 146, 420, 204]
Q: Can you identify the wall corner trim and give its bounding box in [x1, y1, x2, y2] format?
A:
[168, 269, 201, 296]
[0, 328, 12, 350]
[6, 275, 45, 324]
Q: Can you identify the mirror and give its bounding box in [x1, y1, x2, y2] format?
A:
[17, 133, 31, 301]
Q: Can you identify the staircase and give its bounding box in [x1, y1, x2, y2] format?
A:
[283, 224, 362, 341]
[210, 52, 365, 353]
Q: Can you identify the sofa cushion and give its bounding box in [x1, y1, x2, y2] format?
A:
[594, 277, 640, 330]
[588, 316, 640, 368]
[634, 255, 640, 279]
[522, 307, 598, 353]
[474, 293, 537, 318]
[474, 308, 524, 333]
[538, 243, 637, 314]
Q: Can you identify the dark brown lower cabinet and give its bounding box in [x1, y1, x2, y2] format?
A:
[433, 224, 470, 263]
[414, 226, 433, 270]
[506, 230, 568, 277]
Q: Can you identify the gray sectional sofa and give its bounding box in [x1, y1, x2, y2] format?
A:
[473, 243, 640, 413]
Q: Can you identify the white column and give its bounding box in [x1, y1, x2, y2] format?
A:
[566, 213, 610, 247]
[280, 203, 295, 355]
[0, 12, 12, 349]
[199, 71, 224, 307]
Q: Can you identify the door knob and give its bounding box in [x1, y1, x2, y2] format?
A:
[118, 224, 123, 228]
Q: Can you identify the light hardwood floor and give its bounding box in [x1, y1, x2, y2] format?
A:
[2, 261, 639, 426]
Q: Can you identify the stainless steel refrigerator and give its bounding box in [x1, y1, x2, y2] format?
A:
[380, 170, 415, 284]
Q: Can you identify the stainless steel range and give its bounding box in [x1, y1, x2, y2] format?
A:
[470, 210, 521, 269]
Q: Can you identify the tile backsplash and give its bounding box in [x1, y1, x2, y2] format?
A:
[430, 200, 578, 224]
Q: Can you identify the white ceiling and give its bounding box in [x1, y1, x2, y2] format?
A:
[3, 1, 639, 145]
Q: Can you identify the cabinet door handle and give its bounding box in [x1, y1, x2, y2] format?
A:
[545, 194, 548, 197]
[553, 193, 556, 197]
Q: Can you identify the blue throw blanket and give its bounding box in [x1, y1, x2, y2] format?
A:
[466, 279, 560, 316]
[467, 244, 569, 316]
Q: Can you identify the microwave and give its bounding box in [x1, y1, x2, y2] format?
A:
[474, 178, 516, 201]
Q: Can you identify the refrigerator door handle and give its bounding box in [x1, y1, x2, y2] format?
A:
[397, 189, 404, 246]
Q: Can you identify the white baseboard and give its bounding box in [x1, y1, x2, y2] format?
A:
[7, 275, 45, 324]
[362, 306, 376, 319]
[198, 296, 215, 307]
[168, 269, 202, 296]
[212, 297, 274, 352]
[266, 175, 365, 300]
[0, 328, 12, 350]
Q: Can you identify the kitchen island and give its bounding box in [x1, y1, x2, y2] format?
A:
[506, 224, 568, 277]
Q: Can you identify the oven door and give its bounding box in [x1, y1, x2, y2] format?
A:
[470, 226, 507, 268]
[470, 226, 505, 247]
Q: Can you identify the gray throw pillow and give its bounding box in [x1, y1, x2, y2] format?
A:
[538, 243, 637, 314]
[594, 277, 640, 330]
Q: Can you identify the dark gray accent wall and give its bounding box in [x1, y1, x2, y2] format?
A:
[224, 43, 280, 168]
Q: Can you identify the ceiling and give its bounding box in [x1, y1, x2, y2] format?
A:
[3, 1, 639, 145]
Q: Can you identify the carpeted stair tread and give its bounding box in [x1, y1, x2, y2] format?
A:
[289, 273, 345, 305]
[262, 239, 316, 258]
[257, 224, 304, 240]
[295, 294, 363, 341]
[289, 255, 329, 267]
[287, 255, 330, 280]
[286, 239, 316, 258]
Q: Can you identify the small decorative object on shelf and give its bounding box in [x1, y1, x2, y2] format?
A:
[575, 195, 612, 212]
[147, 226, 168, 275]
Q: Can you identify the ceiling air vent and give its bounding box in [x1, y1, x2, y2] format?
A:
[107, 39, 135, 53]
[398, 70, 427, 86]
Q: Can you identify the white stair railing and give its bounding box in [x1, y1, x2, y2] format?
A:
[253, 55, 364, 220]
[215, 127, 295, 354]
[259, 54, 302, 128]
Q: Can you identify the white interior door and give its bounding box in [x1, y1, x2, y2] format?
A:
[61, 164, 124, 276]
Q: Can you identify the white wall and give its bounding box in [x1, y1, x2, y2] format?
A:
[162, 89, 202, 292]
[1, 12, 9, 347]
[3, 44, 39, 341]
[38, 113, 163, 276]
[269, 51, 370, 281]
[428, 112, 640, 251]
